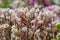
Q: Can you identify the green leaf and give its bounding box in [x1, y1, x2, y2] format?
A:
[0, 0, 13, 8]
[56, 33, 60, 40]
[55, 23, 60, 30]
[0, 3, 4, 8]
[9, 0, 14, 3]
[51, 38, 57, 40]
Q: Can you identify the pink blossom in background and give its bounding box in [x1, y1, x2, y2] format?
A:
[29, 0, 52, 7]
[28, 0, 36, 7]
[28, 2, 34, 7]
[39, 0, 45, 2]
[45, 4, 52, 7]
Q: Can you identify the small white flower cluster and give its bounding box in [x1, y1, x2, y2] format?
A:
[0, 23, 9, 28]
[0, 5, 60, 40]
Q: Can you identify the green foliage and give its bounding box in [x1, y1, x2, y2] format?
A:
[56, 33, 60, 40]
[0, 0, 13, 8]
[50, 0, 55, 4]
[0, 3, 4, 8]
[55, 23, 60, 30]
[51, 38, 57, 40]
[9, 0, 14, 3]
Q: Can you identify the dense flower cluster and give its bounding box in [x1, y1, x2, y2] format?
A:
[0, 5, 60, 40]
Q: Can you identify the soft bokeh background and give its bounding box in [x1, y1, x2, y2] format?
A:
[0, 0, 60, 8]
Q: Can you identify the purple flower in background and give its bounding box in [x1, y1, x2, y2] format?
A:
[28, 0, 46, 7]
[39, 0, 45, 2]
[45, 4, 52, 7]
[32, 0, 36, 2]
[28, 0, 36, 7]
[29, 2, 34, 7]
[28, 0, 52, 7]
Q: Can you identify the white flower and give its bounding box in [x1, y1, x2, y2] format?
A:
[52, 21, 56, 25]
[34, 29, 40, 35]
[39, 11, 43, 16]
[3, 37, 6, 40]
[9, 9, 15, 14]
[0, 14, 4, 18]
[29, 29, 33, 34]
[30, 19, 36, 23]
[6, 16, 10, 20]
[31, 25, 35, 29]
[24, 7, 28, 13]
[28, 29, 33, 37]
[11, 33, 15, 38]
[22, 27, 27, 32]
[38, 20, 44, 24]
[37, 16, 41, 19]
[34, 13, 39, 17]
[49, 24, 51, 27]
[38, 37, 42, 40]
[0, 25, 2, 28]
[18, 7, 24, 12]
[0, 24, 9, 28]
[11, 25, 18, 32]
[12, 25, 16, 28]
[35, 8, 40, 13]
[15, 37, 21, 40]
[29, 8, 35, 13]
[26, 12, 31, 17]
[1, 9, 6, 14]
[34, 4, 38, 8]
[2, 23, 10, 28]
[16, 17, 21, 22]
